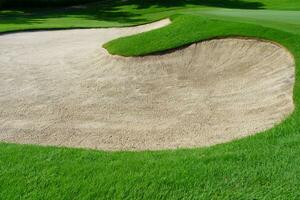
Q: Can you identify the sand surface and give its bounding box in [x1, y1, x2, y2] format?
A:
[0, 19, 295, 151]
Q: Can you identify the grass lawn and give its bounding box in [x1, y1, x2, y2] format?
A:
[1, 0, 300, 199]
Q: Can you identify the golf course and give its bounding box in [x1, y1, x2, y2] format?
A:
[1, 0, 300, 198]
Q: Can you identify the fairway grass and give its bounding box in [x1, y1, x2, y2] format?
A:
[1, 0, 300, 199]
[1, 0, 300, 34]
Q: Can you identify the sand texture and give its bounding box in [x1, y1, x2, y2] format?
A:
[0, 19, 295, 151]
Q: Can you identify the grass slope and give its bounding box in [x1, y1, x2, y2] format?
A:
[104, 14, 300, 55]
[1, 0, 300, 199]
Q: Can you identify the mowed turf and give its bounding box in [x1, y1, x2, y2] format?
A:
[1, 0, 300, 33]
[1, 0, 300, 199]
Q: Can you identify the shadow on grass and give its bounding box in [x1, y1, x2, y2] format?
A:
[0, 0, 265, 27]
[124, 0, 264, 9]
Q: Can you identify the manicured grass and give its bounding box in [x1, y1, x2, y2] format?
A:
[0, 3, 180, 33]
[1, 0, 300, 33]
[104, 14, 300, 55]
[1, 0, 300, 10]
[192, 9, 300, 34]
[1, 0, 300, 199]
[246, 0, 300, 10]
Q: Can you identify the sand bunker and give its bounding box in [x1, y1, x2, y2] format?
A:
[0, 19, 295, 151]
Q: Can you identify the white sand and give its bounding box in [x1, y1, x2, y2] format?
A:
[0, 19, 295, 151]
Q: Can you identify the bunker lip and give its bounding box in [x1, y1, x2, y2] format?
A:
[121, 36, 295, 58]
[0, 20, 295, 151]
[0, 18, 172, 35]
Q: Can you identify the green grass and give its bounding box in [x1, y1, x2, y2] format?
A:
[103, 14, 300, 55]
[192, 9, 300, 34]
[246, 0, 300, 10]
[1, 0, 300, 199]
[1, 0, 300, 33]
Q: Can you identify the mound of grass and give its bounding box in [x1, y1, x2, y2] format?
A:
[104, 14, 300, 56]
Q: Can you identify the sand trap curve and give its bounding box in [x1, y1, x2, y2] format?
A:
[0, 19, 295, 151]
